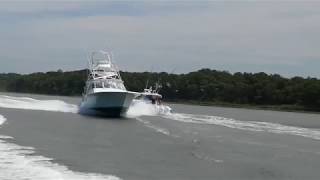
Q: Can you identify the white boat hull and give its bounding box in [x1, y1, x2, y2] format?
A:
[80, 91, 135, 117]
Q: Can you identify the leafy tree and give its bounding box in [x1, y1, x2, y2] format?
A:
[1, 68, 320, 111]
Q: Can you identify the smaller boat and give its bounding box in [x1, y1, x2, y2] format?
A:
[80, 51, 137, 117]
[139, 87, 162, 105]
[134, 85, 172, 114]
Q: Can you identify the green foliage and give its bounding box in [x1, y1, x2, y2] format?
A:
[1, 69, 320, 109]
[3, 70, 86, 96]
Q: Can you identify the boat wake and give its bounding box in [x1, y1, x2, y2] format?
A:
[0, 115, 120, 180]
[1, 94, 320, 141]
[162, 113, 320, 141]
[0, 95, 79, 113]
[126, 99, 172, 118]
[0, 95, 170, 117]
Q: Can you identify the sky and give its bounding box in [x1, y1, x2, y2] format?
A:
[0, 0, 320, 77]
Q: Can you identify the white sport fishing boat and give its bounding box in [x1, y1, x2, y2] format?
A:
[80, 51, 136, 117]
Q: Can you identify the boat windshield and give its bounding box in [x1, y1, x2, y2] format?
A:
[90, 79, 125, 90]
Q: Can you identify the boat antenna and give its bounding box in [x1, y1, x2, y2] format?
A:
[154, 67, 164, 93]
[145, 66, 154, 90]
[155, 78, 161, 93]
[145, 79, 149, 90]
[86, 52, 92, 79]
[110, 51, 114, 61]
[170, 67, 177, 74]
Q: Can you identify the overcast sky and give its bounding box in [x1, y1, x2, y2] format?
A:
[0, 1, 319, 77]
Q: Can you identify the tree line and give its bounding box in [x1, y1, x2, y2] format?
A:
[1, 69, 320, 110]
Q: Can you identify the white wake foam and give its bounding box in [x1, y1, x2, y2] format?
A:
[0, 95, 78, 113]
[126, 99, 172, 118]
[0, 114, 121, 180]
[0, 114, 6, 126]
[0, 95, 174, 117]
[163, 113, 320, 141]
[127, 100, 175, 136]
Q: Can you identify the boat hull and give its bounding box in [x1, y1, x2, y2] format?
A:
[80, 91, 135, 117]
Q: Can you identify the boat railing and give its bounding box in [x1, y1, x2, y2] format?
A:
[85, 50, 125, 92]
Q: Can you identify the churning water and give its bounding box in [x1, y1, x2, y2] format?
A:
[0, 115, 120, 180]
[1, 94, 320, 180]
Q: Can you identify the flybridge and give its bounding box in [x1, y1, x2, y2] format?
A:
[80, 50, 170, 117]
[88, 51, 122, 80]
[80, 50, 136, 117]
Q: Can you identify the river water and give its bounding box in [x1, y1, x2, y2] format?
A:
[0, 92, 320, 180]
